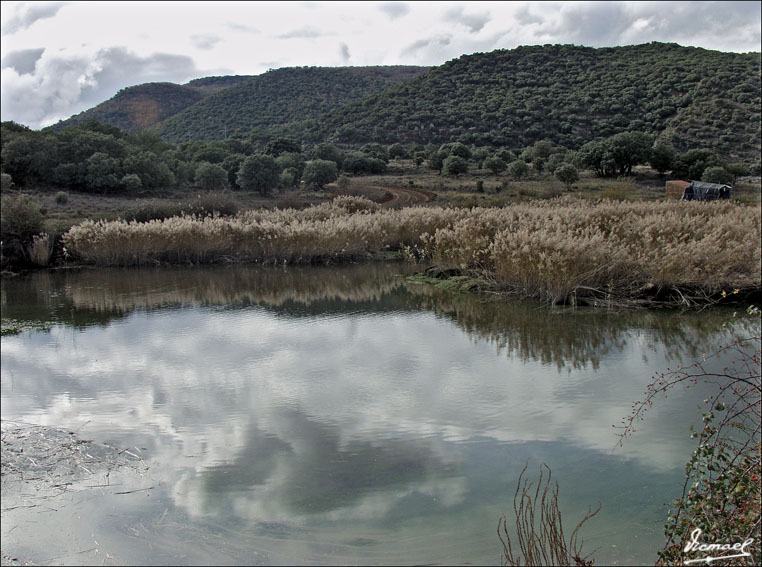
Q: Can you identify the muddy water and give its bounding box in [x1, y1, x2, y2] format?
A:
[1, 263, 757, 565]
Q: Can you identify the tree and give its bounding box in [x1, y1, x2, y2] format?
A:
[192, 145, 228, 164]
[275, 152, 306, 176]
[439, 142, 471, 160]
[649, 142, 676, 176]
[1, 172, 14, 192]
[194, 162, 229, 191]
[484, 156, 507, 175]
[359, 143, 389, 163]
[507, 159, 530, 180]
[545, 153, 565, 174]
[443, 155, 468, 177]
[222, 153, 247, 190]
[606, 131, 653, 175]
[554, 163, 579, 191]
[671, 149, 725, 180]
[413, 151, 426, 168]
[302, 159, 338, 189]
[343, 152, 386, 175]
[388, 143, 408, 161]
[123, 151, 175, 190]
[725, 163, 749, 184]
[427, 150, 447, 175]
[701, 166, 734, 185]
[472, 147, 491, 167]
[237, 154, 279, 195]
[279, 168, 300, 189]
[312, 142, 344, 169]
[265, 138, 301, 157]
[85, 152, 123, 193]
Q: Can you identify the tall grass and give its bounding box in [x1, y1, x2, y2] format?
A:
[62, 196, 761, 304]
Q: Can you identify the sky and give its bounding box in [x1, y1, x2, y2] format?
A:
[1, 1, 760, 130]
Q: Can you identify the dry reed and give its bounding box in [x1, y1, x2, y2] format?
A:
[61, 196, 761, 304]
[498, 464, 599, 566]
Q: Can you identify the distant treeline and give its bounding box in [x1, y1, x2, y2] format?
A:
[1, 119, 757, 198]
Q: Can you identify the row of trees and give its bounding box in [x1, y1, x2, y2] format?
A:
[1, 121, 395, 195]
[1, 119, 756, 198]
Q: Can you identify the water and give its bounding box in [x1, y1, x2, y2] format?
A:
[1, 263, 757, 565]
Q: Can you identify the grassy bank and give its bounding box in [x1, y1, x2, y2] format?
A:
[60, 196, 761, 306]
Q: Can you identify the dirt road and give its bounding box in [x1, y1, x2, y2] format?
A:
[343, 184, 435, 207]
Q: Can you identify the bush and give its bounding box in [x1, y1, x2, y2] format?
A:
[194, 162, 229, 191]
[303, 159, 338, 189]
[1, 172, 14, 192]
[123, 201, 186, 223]
[185, 192, 241, 218]
[336, 174, 350, 190]
[484, 156, 507, 175]
[121, 173, 143, 193]
[55, 191, 69, 205]
[701, 166, 734, 185]
[443, 155, 469, 177]
[237, 154, 279, 195]
[0, 193, 45, 265]
[507, 159, 530, 180]
[554, 163, 579, 190]
[0, 193, 44, 241]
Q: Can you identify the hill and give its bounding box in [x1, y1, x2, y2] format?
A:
[151, 66, 431, 142]
[261, 43, 760, 161]
[46, 76, 253, 133]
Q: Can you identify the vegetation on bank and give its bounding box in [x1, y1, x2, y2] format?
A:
[56, 196, 761, 306]
[620, 326, 761, 566]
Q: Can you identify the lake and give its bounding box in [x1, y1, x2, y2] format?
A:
[1, 263, 757, 565]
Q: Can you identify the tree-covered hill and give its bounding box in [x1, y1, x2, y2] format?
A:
[46, 77, 253, 133]
[263, 43, 760, 161]
[151, 66, 431, 142]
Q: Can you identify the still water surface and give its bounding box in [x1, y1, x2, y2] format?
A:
[1, 263, 756, 565]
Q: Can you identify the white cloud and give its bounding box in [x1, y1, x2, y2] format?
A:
[339, 41, 351, 62]
[378, 1, 409, 20]
[190, 34, 222, 51]
[0, 1, 759, 129]
[443, 5, 491, 33]
[1, 1, 68, 35]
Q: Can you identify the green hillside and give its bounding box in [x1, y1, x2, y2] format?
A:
[46, 77, 253, 133]
[262, 43, 760, 161]
[152, 66, 431, 142]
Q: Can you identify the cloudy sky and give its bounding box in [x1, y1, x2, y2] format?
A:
[1, 1, 760, 130]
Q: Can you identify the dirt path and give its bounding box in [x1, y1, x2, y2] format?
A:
[343, 183, 435, 207]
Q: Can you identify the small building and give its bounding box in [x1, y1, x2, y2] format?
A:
[665, 180, 691, 199]
[680, 180, 732, 201]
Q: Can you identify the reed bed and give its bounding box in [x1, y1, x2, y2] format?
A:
[62, 196, 761, 304]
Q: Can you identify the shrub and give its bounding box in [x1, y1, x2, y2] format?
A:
[701, 166, 734, 185]
[303, 159, 338, 189]
[55, 191, 69, 205]
[507, 159, 530, 180]
[194, 162, 229, 191]
[237, 154, 279, 195]
[0, 193, 45, 265]
[121, 173, 143, 193]
[554, 163, 579, 190]
[0, 193, 44, 241]
[336, 174, 351, 190]
[1, 172, 14, 192]
[484, 156, 507, 175]
[186, 192, 240, 217]
[123, 201, 185, 223]
[443, 155, 469, 177]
